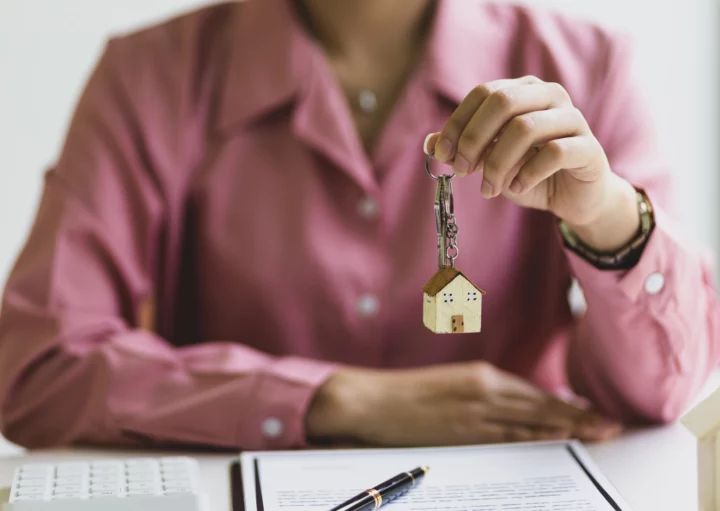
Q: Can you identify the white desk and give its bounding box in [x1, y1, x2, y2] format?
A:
[1, 374, 717, 511]
[0, 423, 701, 510]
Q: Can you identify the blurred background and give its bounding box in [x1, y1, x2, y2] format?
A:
[0, 0, 719, 450]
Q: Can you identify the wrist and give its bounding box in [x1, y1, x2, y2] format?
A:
[305, 367, 376, 443]
[564, 174, 640, 253]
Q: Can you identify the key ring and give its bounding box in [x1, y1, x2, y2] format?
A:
[425, 151, 456, 180]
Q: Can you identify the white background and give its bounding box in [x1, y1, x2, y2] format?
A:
[0, 0, 718, 460]
[1, 0, 718, 293]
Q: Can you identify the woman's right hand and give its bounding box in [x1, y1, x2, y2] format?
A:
[305, 362, 622, 447]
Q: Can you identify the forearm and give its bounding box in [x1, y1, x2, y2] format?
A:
[0, 314, 337, 449]
[565, 208, 720, 423]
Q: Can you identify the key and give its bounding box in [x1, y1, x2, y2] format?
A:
[423, 150, 485, 334]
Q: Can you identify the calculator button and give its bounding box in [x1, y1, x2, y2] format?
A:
[13, 494, 47, 501]
[162, 470, 193, 479]
[127, 489, 157, 496]
[90, 490, 119, 497]
[91, 468, 120, 476]
[92, 463, 120, 470]
[164, 487, 193, 493]
[126, 465, 156, 473]
[91, 483, 120, 491]
[127, 474, 157, 483]
[16, 487, 45, 496]
[17, 478, 48, 487]
[128, 482, 156, 490]
[54, 477, 84, 485]
[126, 464, 157, 472]
[91, 461, 122, 468]
[92, 475, 119, 484]
[56, 467, 86, 476]
[163, 480, 192, 489]
[20, 464, 52, 471]
[163, 476, 193, 486]
[162, 471, 191, 480]
[53, 493, 84, 499]
[161, 457, 190, 465]
[19, 470, 49, 478]
[125, 459, 157, 467]
[53, 485, 83, 494]
[19, 471, 50, 480]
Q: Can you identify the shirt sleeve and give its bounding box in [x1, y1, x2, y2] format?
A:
[564, 34, 720, 424]
[0, 39, 338, 450]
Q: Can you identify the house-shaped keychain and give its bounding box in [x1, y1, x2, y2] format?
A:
[422, 266, 485, 333]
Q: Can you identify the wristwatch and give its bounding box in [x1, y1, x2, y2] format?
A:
[558, 187, 655, 270]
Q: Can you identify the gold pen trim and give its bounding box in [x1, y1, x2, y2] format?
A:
[406, 472, 415, 487]
[366, 488, 382, 509]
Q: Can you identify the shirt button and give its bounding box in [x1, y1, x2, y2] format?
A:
[644, 272, 665, 295]
[357, 294, 379, 317]
[358, 197, 380, 219]
[261, 417, 284, 438]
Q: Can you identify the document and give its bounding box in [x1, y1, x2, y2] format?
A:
[239, 440, 630, 511]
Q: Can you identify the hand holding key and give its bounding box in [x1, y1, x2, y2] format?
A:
[424, 75, 641, 254]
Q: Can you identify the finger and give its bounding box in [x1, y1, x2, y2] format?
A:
[464, 362, 591, 423]
[434, 76, 543, 163]
[573, 412, 624, 442]
[484, 400, 577, 429]
[453, 81, 572, 177]
[478, 424, 569, 443]
[510, 135, 602, 194]
[488, 370, 593, 423]
[574, 422, 624, 442]
[470, 423, 533, 443]
[482, 366, 552, 402]
[481, 107, 588, 198]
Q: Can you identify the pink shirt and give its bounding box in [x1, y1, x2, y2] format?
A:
[1, 0, 719, 451]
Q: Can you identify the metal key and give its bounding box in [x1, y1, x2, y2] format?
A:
[434, 175, 455, 268]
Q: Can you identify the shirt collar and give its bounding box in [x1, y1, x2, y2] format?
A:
[424, 0, 511, 105]
[215, 0, 311, 133]
[215, 0, 512, 134]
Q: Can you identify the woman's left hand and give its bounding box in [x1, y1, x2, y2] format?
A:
[425, 75, 640, 251]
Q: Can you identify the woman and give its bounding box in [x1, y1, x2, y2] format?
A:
[0, 0, 718, 451]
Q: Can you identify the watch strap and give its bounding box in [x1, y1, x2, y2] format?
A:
[558, 187, 655, 270]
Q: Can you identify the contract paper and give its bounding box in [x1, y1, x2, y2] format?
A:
[239, 440, 630, 511]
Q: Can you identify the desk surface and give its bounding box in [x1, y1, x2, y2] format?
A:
[2, 375, 718, 511]
[0, 422, 701, 511]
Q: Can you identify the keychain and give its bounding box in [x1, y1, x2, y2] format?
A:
[422, 151, 486, 334]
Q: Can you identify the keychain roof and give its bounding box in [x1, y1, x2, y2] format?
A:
[422, 266, 486, 297]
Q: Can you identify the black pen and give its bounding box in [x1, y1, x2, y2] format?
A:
[328, 466, 429, 511]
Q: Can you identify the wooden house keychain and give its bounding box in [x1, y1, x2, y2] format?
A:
[422, 151, 486, 334]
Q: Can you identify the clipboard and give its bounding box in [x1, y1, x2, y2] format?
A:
[230, 459, 246, 511]
[230, 441, 631, 511]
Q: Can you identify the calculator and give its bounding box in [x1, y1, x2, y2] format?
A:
[4, 456, 206, 510]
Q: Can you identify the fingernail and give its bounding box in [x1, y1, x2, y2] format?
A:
[423, 133, 435, 154]
[580, 423, 622, 440]
[453, 155, 470, 176]
[583, 414, 621, 428]
[509, 178, 523, 194]
[436, 138, 453, 162]
[545, 430, 570, 440]
[481, 179, 494, 198]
